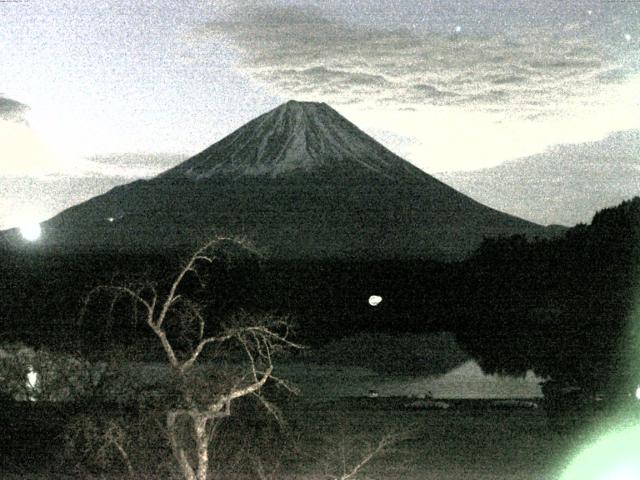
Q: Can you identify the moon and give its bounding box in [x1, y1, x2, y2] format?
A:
[19, 222, 41, 241]
[368, 295, 383, 307]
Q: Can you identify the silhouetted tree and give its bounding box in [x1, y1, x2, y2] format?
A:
[453, 197, 640, 396]
[82, 237, 300, 480]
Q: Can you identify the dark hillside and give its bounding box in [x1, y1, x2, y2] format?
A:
[452, 197, 640, 394]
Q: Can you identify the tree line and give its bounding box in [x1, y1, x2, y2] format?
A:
[1, 198, 639, 393]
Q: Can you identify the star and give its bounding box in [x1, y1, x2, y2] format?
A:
[625, 33, 632, 42]
[455, 25, 462, 33]
[587, 10, 593, 16]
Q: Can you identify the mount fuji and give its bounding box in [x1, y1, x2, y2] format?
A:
[3, 101, 558, 260]
[159, 100, 429, 181]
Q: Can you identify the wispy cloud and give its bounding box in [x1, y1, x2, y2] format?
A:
[81, 152, 187, 178]
[197, 5, 621, 119]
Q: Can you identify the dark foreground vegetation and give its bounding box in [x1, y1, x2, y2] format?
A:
[2, 199, 639, 386]
[1, 395, 568, 479]
[1, 197, 640, 477]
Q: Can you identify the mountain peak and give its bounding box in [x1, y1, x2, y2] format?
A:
[278, 99, 332, 114]
[282, 99, 328, 108]
[159, 101, 427, 180]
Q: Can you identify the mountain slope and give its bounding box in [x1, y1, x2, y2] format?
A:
[159, 100, 428, 181]
[437, 129, 640, 227]
[2, 101, 557, 260]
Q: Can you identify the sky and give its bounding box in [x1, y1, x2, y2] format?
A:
[1, 0, 639, 229]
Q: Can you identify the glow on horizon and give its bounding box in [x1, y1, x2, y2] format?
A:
[0, 119, 61, 176]
[19, 221, 41, 241]
[561, 424, 640, 480]
[22, 103, 88, 168]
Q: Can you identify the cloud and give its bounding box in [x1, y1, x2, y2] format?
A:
[0, 96, 29, 123]
[0, 96, 60, 177]
[197, 4, 616, 117]
[283, 66, 390, 88]
[186, 3, 640, 173]
[82, 152, 187, 178]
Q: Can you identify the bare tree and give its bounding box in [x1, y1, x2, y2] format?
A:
[311, 430, 410, 480]
[82, 237, 300, 480]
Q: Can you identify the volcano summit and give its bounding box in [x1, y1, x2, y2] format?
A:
[3, 101, 557, 259]
[159, 100, 428, 181]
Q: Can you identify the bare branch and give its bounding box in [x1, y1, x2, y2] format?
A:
[336, 435, 394, 480]
[101, 421, 135, 478]
[238, 334, 259, 382]
[253, 391, 286, 426]
[155, 236, 232, 329]
[208, 364, 274, 414]
[268, 373, 301, 396]
[180, 333, 233, 373]
[150, 326, 180, 370]
[84, 284, 153, 314]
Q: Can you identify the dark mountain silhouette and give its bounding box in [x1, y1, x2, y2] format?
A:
[2, 100, 558, 260]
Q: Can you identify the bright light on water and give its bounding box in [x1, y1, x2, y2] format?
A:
[26, 369, 38, 389]
[635, 386, 640, 400]
[368, 295, 382, 307]
[562, 424, 640, 480]
[26, 366, 39, 402]
[19, 222, 41, 241]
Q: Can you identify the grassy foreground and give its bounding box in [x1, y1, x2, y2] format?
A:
[2, 397, 575, 479]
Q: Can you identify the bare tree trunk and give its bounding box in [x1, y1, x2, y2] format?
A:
[195, 415, 210, 480]
[167, 411, 197, 480]
[112, 437, 135, 478]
